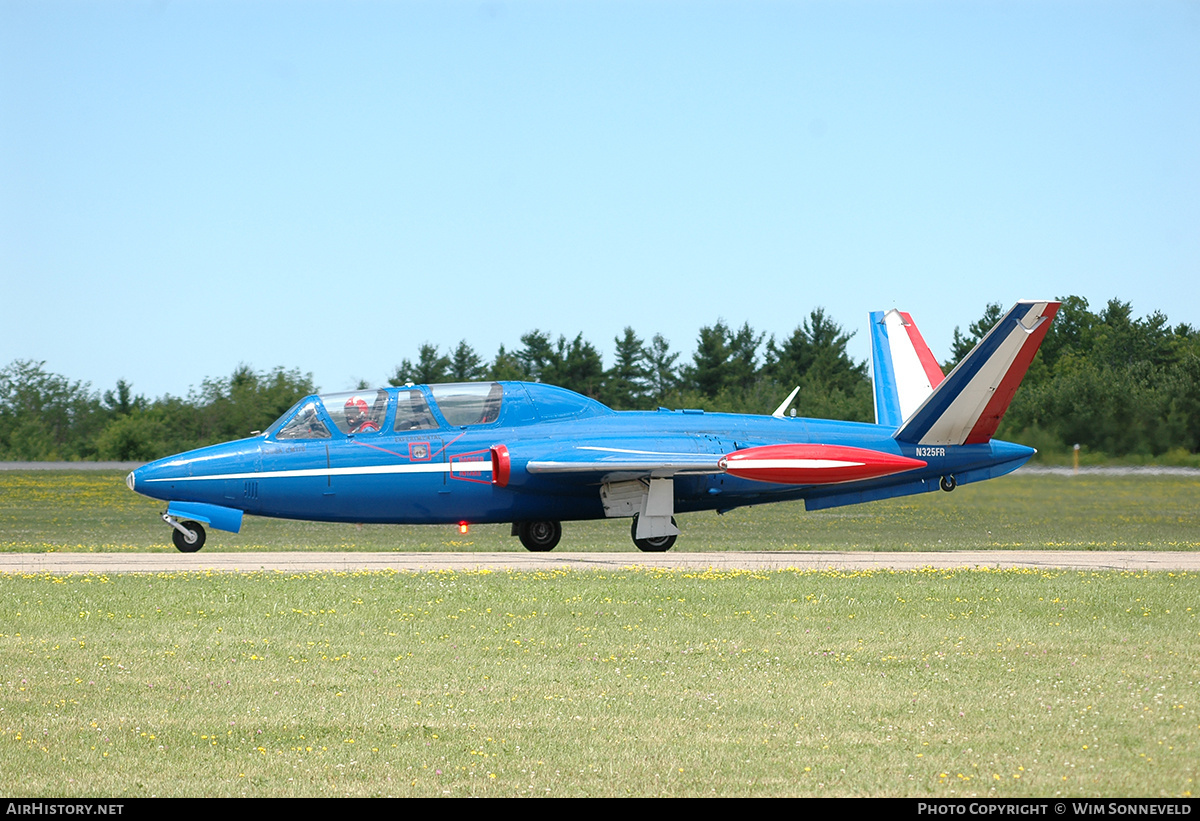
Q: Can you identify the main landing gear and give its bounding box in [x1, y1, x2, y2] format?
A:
[940, 475, 957, 492]
[630, 515, 677, 552]
[516, 520, 562, 552]
[163, 514, 207, 553]
[512, 517, 681, 553]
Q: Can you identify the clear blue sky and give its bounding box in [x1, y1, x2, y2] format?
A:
[3, 1, 1197, 400]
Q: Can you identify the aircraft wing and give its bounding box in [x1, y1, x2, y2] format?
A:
[523, 443, 926, 485]
[524, 446, 724, 481]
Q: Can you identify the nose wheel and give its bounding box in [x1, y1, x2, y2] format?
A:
[940, 475, 957, 492]
[163, 514, 207, 553]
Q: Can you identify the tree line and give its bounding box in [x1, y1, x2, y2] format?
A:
[2, 296, 1197, 462]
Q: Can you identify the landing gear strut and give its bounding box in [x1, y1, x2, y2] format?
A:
[163, 514, 207, 553]
[630, 515, 678, 552]
[516, 520, 562, 552]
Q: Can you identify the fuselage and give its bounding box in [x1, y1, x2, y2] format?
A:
[128, 381, 1034, 527]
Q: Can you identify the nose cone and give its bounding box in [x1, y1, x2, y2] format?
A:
[126, 440, 259, 504]
[126, 455, 187, 502]
[126, 459, 180, 498]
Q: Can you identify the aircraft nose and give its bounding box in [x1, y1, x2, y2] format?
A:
[126, 462, 170, 499]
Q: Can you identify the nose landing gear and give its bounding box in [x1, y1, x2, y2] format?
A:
[163, 514, 207, 553]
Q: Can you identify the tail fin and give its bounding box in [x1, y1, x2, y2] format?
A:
[895, 300, 1060, 446]
[870, 309, 945, 428]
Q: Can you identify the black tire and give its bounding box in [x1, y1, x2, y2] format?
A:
[630, 515, 678, 552]
[172, 520, 207, 553]
[940, 475, 957, 492]
[517, 520, 561, 552]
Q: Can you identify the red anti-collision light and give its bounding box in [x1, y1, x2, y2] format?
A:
[458, 521, 469, 534]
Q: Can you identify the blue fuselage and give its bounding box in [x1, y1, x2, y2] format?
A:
[129, 382, 1033, 527]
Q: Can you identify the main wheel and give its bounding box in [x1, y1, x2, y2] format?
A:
[940, 475, 957, 492]
[630, 515, 678, 552]
[172, 520, 207, 553]
[517, 520, 561, 552]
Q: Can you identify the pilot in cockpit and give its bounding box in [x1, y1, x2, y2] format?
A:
[344, 396, 380, 434]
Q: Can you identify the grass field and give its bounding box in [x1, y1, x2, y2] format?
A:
[1, 469, 1199, 553]
[1, 567, 1196, 797]
[1, 470, 1197, 797]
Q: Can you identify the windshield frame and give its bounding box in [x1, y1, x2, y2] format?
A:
[267, 389, 391, 441]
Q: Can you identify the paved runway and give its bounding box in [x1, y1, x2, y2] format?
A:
[1, 550, 1196, 573]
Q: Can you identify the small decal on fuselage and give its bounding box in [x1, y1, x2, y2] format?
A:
[450, 450, 491, 484]
[409, 442, 431, 461]
[263, 444, 308, 455]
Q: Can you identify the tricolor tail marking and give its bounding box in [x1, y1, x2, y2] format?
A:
[870, 309, 945, 428]
[895, 300, 1060, 446]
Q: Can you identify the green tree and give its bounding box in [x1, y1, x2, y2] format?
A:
[1163, 341, 1200, 453]
[95, 410, 168, 461]
[602, 327, 652, 409]
[414, 344, 452, 384]
[189, 364, 316, 445]
[767, 308, 865, 394]
[516, 331, 558, 383]
[450, 340, 487, 382]
[684, 320, 733, 399]
[552, 334, 605, 398]
[390, 344, 451, 386]
[726, 323, 765, 394]
[0, 360, 103, 460]
[763, 308, 870, 421]
[488, 345, 527, 381]
[998, 297, 1200, 457]
[1092, 299, 1175, 371]
[1037, 295, 1096, 370]
[645, 334, 680, 406]
[947, 302, 1004, 371]
[102, 379, 146, 417]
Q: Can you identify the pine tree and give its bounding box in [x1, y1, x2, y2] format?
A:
[603, 327, 652, 408]
[554, 334, 605, 397]
[645, 334, 679, 405]
[685, 320, 732, 399]
[488, 345, 527, 381]
[450, 340, 487, 381]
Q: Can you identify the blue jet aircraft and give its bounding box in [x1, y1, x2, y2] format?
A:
[127, 301, 1059, 552]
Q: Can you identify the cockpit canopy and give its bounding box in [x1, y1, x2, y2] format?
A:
[269, 382, 514, 441]
[274, 390, 389, 440]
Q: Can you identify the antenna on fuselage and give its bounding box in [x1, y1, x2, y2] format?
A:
[772, 386, 801, 419]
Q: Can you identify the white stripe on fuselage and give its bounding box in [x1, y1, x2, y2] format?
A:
[143, 460, 491, 482]
[577, 446, 701, 456]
